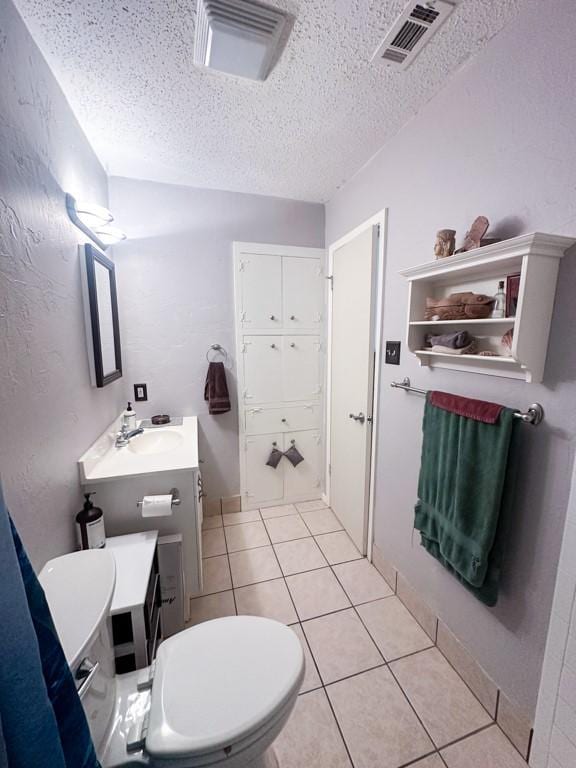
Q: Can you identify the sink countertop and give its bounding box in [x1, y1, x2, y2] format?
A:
[79, 416, 199, 484]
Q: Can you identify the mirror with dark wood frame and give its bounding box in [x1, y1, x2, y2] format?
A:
[82, 244, 122, 387]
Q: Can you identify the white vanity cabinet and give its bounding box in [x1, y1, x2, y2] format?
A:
[78, 417, 203, 622]
[234, 243, 326, 509]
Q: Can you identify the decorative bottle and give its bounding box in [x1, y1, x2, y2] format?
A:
[492, 281, 506, 319]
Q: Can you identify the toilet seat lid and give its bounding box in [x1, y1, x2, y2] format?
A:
[145, 616, 304, 759]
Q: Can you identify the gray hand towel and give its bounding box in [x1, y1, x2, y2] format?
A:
[284, 443, 304, 467]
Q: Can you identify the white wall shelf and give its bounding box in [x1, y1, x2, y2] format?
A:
[400, 232, 574, 382]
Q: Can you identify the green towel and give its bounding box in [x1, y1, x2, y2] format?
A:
[414, 394, 517, 606]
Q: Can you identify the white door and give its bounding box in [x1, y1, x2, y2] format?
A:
[239, 254, 282, 329]
[245, 434, 284, 504]
[283, 257, 323, 330]
[283, 336, 321, 401]
[242, 336, 282, 403]
[329, 225, 378, 553]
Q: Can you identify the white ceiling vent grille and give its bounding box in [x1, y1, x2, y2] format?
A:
[194, 0, 288, 81]
[372, 1, 455, 70]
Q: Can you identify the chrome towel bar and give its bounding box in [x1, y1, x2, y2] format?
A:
[391, 377, 544, 426]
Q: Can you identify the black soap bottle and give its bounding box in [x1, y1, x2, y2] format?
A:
[76, 492, 106, 550]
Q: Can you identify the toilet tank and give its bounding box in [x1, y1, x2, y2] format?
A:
[39, 550, 118, 756]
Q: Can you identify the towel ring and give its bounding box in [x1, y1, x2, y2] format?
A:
[206, 344, 228, 364]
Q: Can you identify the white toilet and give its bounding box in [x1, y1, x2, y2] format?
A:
[39, 549, 304, 767]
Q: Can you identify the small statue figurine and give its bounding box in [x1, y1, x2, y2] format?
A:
[455, 215, 489, 253]
[434, 229, 456, 259]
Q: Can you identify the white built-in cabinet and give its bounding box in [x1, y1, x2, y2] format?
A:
[234, 243, 326, 509]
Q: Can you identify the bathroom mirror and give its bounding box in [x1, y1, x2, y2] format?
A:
[81, 244, 122, 387]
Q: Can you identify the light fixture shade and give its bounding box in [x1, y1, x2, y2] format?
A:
[75, 200, 114, 227]
[66, 193, 126, 250]
[93, 225, 127, 245]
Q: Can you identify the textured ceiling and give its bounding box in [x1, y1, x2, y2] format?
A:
[14, 0, 522, 202]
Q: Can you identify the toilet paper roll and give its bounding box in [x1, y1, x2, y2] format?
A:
[141, 494, 173, 517]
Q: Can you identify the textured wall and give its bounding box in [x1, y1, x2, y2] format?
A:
[325, 0, 576, 715]
[0, 1, 124, 568]
[110, 176, 325, 502]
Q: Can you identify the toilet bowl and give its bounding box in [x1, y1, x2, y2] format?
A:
[39, 550, 304, 768]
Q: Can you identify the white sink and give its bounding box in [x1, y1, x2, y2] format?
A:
[78, 417, 199, 483]
[128, 430, 184, 456]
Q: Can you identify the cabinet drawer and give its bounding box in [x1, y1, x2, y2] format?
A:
[245, 404, 320, 434]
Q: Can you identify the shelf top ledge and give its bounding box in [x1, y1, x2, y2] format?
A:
[400, 231, 575, 280]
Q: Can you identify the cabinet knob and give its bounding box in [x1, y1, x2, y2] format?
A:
[290, 315, 296, 320]
[270, 315, 276, 320]
[290, 342, 296, 348]
[281, 418, 287, 423]
[270, 343, 277, 349]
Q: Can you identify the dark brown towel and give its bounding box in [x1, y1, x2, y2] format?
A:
[204, 362, 231, 415]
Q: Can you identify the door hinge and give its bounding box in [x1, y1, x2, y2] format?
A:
[326, 275, 333, 290]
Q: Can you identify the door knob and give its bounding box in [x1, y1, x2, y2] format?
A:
[349, 412, 366, 424]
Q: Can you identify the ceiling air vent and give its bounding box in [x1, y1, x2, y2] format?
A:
[372, 0, 456, 70]
[194, 0, 289, 81]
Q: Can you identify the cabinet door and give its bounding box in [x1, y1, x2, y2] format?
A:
[283, 257, 323, 330]
[283, 336, 321, 401]
[242, 336, 282, 403]
[238, 254, 282, 329]
[245, 434, 284, 504]
[283, 431, 321, 498]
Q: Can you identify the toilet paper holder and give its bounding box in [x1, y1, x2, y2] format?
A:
[136, 487, 181, 509]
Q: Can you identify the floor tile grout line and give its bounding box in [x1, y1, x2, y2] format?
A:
[297, 688, 357, 768]
[435, 721, 495, 753]
[322, 686, 358, 768]
[260, 508, 302, 625]
[223, 512, 239, 618]
[328, 559, 445, 757]
[432, 644, 497, 723]
[321, 660, 388, 689]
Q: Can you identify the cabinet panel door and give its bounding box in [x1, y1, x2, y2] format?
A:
[283, 336, 321, 401]
[283, 257, 323, 330]
[245, 434, 284, 503]
[283, 431, 321, 498]
[239, 254, 282, 329]
[242, 336, 282, 403]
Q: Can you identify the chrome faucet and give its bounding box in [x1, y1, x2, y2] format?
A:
[115, 424, 144, 447]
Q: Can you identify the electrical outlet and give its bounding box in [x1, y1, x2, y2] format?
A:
[385, 341, 401, 365]
[134, 383, 148, 402]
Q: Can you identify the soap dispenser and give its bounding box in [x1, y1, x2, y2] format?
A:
[76, 492, 106, 550]
[123, 401, 137, 430]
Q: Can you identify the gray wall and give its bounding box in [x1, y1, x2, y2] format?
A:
[0, 1, 124, 568]
[325, 0, 576, 716]
[110, 176, 325, 502]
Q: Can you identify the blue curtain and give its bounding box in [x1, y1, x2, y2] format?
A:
[0, 484, 100, 768]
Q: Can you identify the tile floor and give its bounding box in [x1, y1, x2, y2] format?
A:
[195, 502, 528, 768]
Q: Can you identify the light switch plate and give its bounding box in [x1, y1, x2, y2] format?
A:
[385, 341, 401, 365]
[134, 383, 148, 402]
